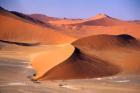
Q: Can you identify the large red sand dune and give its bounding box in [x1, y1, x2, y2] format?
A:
[31, 34, 140, 80]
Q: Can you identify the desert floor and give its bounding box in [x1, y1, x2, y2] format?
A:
[0, 46, 140, 93]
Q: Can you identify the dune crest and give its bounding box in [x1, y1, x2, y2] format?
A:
[89, 13, 110, 20]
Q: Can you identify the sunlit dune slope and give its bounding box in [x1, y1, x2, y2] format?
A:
[67, 23, 140, 38]
[0, 9, 75, 44]
[49, 19, 84, 26]
[31, 44, 75, 80]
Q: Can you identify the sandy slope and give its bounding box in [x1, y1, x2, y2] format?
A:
[31, 44, 75, 80]
[0, 8, 75, 44]
[66, 24, 140, 39]
[73, 34, 140, 74]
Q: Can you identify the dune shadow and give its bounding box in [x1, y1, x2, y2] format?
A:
[0, 40, 40, 46]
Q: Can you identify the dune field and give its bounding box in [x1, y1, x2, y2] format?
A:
[0, 7, 140, 93]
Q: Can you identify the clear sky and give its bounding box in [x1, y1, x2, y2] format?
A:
[0, 0, 140, 20]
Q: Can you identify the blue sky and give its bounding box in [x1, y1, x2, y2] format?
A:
[0, 0, 140, 20]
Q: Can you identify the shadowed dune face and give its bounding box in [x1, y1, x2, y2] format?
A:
[117, 34, 135, 40]
[31, 44, 75, 80]
[73, 34, 140, 74]
[30, 14, 59, 23]
[0, 40, 39, 46]
[11, 11, 51, 27]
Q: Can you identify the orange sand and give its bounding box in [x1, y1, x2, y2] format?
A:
[0, 10, 75, 44]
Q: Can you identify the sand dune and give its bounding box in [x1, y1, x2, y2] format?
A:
[31, 44, 75, 80]
[73, 34, 140, 74]
[66, 23, 140, 39]
[40, 48, 120, 80]
[0, 7, 51, 27]
[10, 11, 139, 39]
[45, 13, 140, 39]
[31, 34, 140, 80]
[30, 14, 84, 25]
[72, 13, 134, 26]
[11, 11, 52, 27]
[0, 7, 75, 44]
